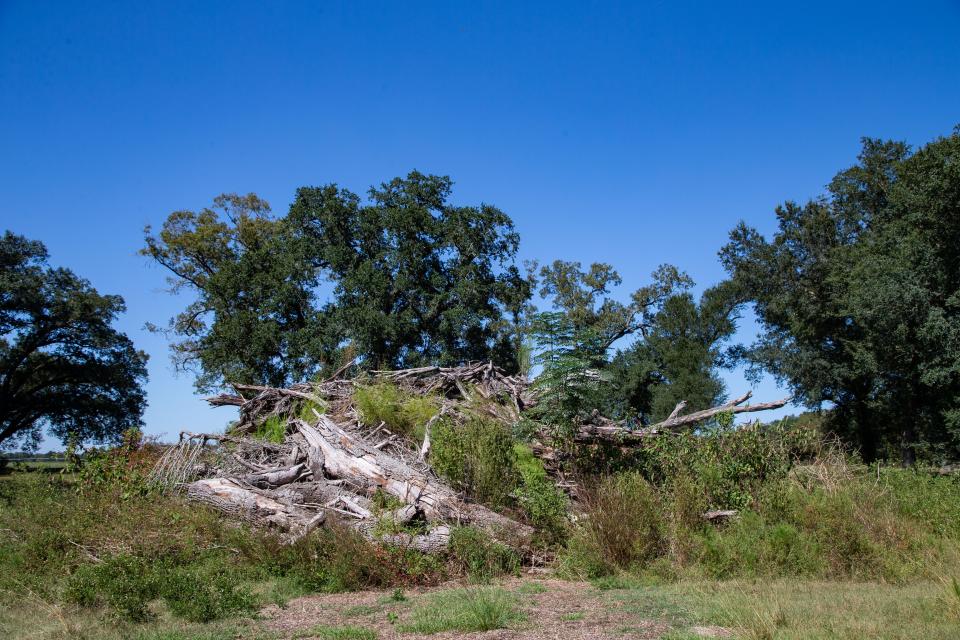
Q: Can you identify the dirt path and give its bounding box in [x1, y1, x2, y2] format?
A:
[260, 577, 730, 639]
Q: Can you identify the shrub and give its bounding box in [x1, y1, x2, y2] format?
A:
[448, 526, 520, 581]
[159, 564, 257, 622]
[354, 383, 438, 440]
[513, 444, 568, 544]
[65, 554, 158, 622]
[431, 416, 517, 508]
[580, 472, 666, 572]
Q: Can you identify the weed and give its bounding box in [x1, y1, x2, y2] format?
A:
[298, 624, 378, 640]
[354, 383, 438, 439]
[253, 415, 287, 443]
[431, 416, 517, 508]
[448, 526, 520, 581]
[515, 581, 547, 594]
[399, 587, 524, 634]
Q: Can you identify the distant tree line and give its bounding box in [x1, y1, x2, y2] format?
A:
[2, 129, 958, 464]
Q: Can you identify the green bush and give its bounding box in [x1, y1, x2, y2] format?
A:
[65, 554, 158, 622]
[354, 383, 439, 440]
[449, 526, 520, 581]
[159, 564, 257, 622]
[513, 444, 568, 544]
[431, 416, 517, 508]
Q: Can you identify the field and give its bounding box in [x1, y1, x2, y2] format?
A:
[0, 420, 960, 640]
[3, 574, 958, 639]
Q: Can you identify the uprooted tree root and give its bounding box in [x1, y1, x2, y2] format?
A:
[150, 362, 788, 556]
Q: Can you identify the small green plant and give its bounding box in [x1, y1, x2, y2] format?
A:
[561, 611, 585, 621]
[300, 625, 378, 640]
[399, 587, 524, 634]
[514, 443, 569, 544]
[298, 399, 327, 423]
[253, 415, 287, 443]
[516, 581, 547, 594]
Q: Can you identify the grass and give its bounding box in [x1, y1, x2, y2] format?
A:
[398, 587, 525, 634]
[296, 625, 377, 640]
[639, 579, 960, 640]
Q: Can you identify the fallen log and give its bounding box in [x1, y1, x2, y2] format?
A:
[295, 416, 534, 548]
[575, 391, 791, 443]
[187, 477, 325, 537]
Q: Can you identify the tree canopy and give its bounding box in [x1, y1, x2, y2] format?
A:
[0, 232, 148, 450]
[144, 173, 533, 391]
[722, 130, 960, 463]
[142, 194, 329, 392]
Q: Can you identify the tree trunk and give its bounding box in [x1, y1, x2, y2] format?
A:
[295, 416, 533, 547]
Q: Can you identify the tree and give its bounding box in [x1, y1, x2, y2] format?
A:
[287, 171, 532, 370]
[537, 260, 692, 349]
[144, 174, 533, 389]
[721, 130, 960, 463]
[607, 282, 739, 423]
[0, 232, 148, 450]
[535, 260, 736, 423]
[142, 194, 333, 392]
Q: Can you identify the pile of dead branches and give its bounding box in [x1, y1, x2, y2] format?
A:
[151, 362, 788, 554]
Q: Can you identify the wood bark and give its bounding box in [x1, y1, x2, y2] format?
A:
[295, 416, 533, 547]
[575, 391, 790, 443]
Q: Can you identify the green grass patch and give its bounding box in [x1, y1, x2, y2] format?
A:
[399, 587, 525, 634]
[297, 624, 377, 640]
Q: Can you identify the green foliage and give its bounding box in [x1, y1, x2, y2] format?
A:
[298, 399, 326, 423]
[448, 526, 521, 581]
[0, 231, 148, 450]
[159, 563, 258, 622]
[64, 555, 257, 623]
[560, 432, 960, 582]
[536, 260, 692, 350]
[606, 283, 739, 423]
[75, 428, 158, 498]
[721, 129, 960, 463]
[141, 194, 329, 392]
[399, 587, 524, 634]
[252, 415, 287, 444]
[287, 171, 532, 371]
[527, 311, 609, 436]
[431, 415, 517, 508]
[354, 383, 438, 439]
[513, 443, 569, 544]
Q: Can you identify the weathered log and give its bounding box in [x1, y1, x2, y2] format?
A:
[575, 391, 791, 443]
[244, 463, 308, 489]
[295, 416, 533, 547]
[187, 477, 452, 551]
[187, 477, 324, 537]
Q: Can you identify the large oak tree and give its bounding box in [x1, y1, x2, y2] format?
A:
[0, 232, 148, 450]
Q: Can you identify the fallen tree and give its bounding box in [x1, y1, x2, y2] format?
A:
[151, 363, 789, 554]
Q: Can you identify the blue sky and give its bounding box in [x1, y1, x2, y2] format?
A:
[2, 1, 958, 447]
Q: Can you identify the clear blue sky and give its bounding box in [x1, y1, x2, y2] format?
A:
[2, 1, 958, 447]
